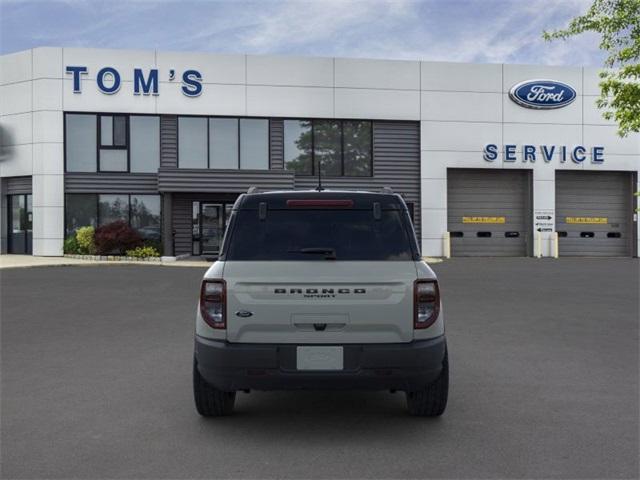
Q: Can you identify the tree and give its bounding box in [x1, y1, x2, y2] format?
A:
[543, 0, 640, 137]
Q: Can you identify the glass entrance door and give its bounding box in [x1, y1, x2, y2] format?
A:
[8, 194, 32, 254]
[200, 203, 223, 256]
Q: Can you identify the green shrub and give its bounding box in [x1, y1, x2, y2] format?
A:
[125, 245, 160, 258]
[63, 236, 79, 254]
[75, 226, 96, 254]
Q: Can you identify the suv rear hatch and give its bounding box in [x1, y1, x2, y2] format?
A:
[220, 193, 421, 344]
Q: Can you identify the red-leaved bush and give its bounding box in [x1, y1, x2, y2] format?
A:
[94, 220, 143, 255]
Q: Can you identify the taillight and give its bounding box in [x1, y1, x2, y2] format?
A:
[414, 280, 440, 329]
[200, 279, 226, 329]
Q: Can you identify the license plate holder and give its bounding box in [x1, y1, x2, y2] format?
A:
[296, 346, 343, 371]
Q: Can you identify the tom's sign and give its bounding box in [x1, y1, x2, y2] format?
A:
[509, 79, 577, 109]
[65, 66, 203, 97]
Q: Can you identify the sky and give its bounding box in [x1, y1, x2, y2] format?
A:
[0, 0, 605, 66]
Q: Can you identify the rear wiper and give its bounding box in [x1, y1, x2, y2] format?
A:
[288, 247, 337, 260]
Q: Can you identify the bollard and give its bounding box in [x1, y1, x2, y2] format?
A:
[552, 231, 559, 258]
[443, 232, 451, 259]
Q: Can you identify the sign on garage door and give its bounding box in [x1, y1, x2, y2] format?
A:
[556, 171, 633, 257]
[447, 169, 531, 256]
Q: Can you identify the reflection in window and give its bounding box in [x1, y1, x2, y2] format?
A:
[131, 195, 161, 242]
[314, 120, 341, 176]
[240, 119, 269, 170]
[99, 115, 128, 171]
[65, 114, 97, 172]
[130, 116, 160, 173]
[98, 195, 130, 225]
[284, 120, 312, 174]
[178, 117, 208, 168]
[343, 121, 371, 176]
[65, 194, 97, 236]
[210, 118, 238, 169]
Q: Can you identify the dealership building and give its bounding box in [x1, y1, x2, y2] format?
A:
[0, 47, 638, 258]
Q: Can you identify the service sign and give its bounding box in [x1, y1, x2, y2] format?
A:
[509, 79, 577, 109]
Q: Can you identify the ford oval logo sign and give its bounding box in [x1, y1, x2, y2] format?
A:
[509, 79, 577, 109]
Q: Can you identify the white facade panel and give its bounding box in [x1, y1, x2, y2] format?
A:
[0, 145, 33, 177]
[335, 58, 419, 90]
[62, 48, 156, 81]
[335, 88, 419, 120]
[247, 86, 333, 118]
[583, 67, 603, 96]
[32, 79, 63, 111]
[33, 111, 64, 144]
[63, 79, 157, 114]
[503, 123, 583, 152]
[503, 93, 582, 125]
[157, 51, 245, 85]
[32, 174, 64, 208]
[32, 236, 64, 256]
[583, 125, 640, 156]
[421, 61, 502, 92]
[159, 82, 245, 116]
[32, 47, 63, 80]
[420, 178, 447, 210]
[33, 143, 64, 175]
[247, 55, 333, 87]
[0, 82, 32, 116]
[0, 112, 32, 146]
[583, 95, 616, 126]
[503, 64, 583, 95]
[32, 204, 64, 240]
[0, 50, 32, 85]
[421, 91, 501, 122]
[421, 121, 502, 152]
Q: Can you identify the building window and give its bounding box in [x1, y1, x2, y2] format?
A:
[178, 116, 269, 170]
[131, 195, 161, 244]
[343, 121, 372, 176]
[98, 194, 130, 225]
[178, 117, 208, 168]
[65, 194, 97, 236]
[240, 119, 269, 170]
[65, 113, 159, 173]
[209, 118, 238, 169]
[130, 116, 160, 173]
[284, 119, 372, 177]
[65, 194, 161, 244]
[314, 120, 342, 176]
[99, 115, 128, 172]
[65, 114, 97, 172]
[284, 120, 312, 175]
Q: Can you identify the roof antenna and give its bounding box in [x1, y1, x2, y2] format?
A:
[316, 159, 324, 191]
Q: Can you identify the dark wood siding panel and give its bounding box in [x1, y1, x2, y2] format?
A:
[172, 196, 193, 256]
[158, 168, 295, 193]
[160, 115, 178, 169]
[6, 176, 32, 195]
[64, 173, 158, 193]
[270, 119, 284, 169]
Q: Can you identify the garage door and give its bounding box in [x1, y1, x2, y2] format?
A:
[556, 171, 634, 257]
[447, 169, 531, 256]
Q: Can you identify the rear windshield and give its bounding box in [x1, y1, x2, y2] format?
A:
[224, 208, 417, 261]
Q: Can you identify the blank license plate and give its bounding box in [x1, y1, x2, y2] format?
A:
[296, 346, 343, 371]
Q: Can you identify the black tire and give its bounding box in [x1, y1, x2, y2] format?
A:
[406, 348, 449, 417]
[193, 358, 236, 417]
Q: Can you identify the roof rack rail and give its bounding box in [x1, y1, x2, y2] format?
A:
[247, 186, 260, 194]
[380, 187, 394, 194]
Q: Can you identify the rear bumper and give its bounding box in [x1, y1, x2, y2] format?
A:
[194, 335, 446, 392]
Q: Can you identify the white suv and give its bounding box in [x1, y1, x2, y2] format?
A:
[193, 190, 448, 416]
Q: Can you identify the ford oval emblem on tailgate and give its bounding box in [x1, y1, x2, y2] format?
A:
[235, 310, 253, 318]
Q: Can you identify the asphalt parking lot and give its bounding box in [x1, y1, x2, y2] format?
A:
[1, 258, 638, 479]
